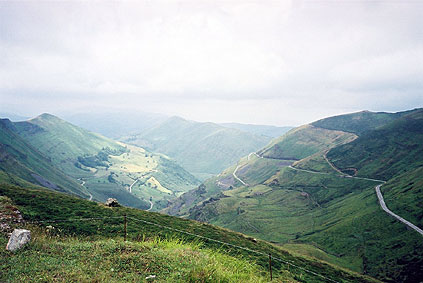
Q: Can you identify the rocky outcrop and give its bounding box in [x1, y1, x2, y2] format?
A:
[6, 229, 31, 252]
[105, 198, 120, 207]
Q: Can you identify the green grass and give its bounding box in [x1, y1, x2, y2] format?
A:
[122, 116, 271, 178]
[381, 166, 423, 227]
[0, 119, 88, 197]
[8, 114, 200, 209]
[310, 110, 416, 135]
[165, 108, 423, 282]
[0, 231, 276, 282]
[327, 109, 423, 180]
[259, 125, 357, 160]
[0, 183, 376, 283]
[188, 166, 423, 282]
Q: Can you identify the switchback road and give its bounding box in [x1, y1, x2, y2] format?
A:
[245, 152, 423, 236]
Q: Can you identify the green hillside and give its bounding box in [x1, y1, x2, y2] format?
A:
[258, 125, 357, 160]
[327, 109, 423, 180]
[0, 119, 88, 197]
[166, 109, 423, 282]
[11, 114, 199, 210]
[310, 110, 415, 135]
[122, 116, 272, 180]
[0, 184, 377, 283]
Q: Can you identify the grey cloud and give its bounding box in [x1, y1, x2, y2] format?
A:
[1, 1, 422, 125]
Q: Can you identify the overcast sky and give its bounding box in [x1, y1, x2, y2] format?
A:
[1, 0, 422, 126]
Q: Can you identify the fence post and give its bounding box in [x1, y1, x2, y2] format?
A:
[269, 253, 273, 281]
[124, 214, 127, 242]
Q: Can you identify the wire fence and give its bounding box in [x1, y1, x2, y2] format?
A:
[8, 215, 340, 283]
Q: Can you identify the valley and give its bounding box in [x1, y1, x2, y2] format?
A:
[165, 109, 423, 282]
[1, 109, 423, 282]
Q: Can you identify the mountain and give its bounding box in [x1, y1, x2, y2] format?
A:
[258, 124, 357, 160]
[0, 112, 29, 121]
[219, 122, 293, 138]
[0, 183, 377, 283]
[0, 118, 89, 197]
[327, 109, 423, 180]
[164, 108, 423, 282]
[10, 114, 199, 209]
[122, 116, 273, 180]
[310, 110, 415, 135]
[62, 111, 168, 139]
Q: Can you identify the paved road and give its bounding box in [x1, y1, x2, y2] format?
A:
[288, 165, 332, 176]
[375, 184, 423, 236]
[248, 152, 262, 161]
[233, 165, 249, 186]
[129, 179, 138, 193]
[323, 152, 347, 176]
[78, 178, 92, 201]
[287, 155, 422, 236]
[146, 200, 154, 211]
[238, 152, 423, 236]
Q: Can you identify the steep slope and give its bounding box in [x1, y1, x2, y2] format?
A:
[0, 183, 377, 283]
[0, 119, 88, 197]
[165, 122, 357, 217]
[12, 114, 199, 209]
[166, 109, 423, 282]
[258, 125, 357, 160]
[220, 122, 292, 138]
[311, 109, 416, 135]
[123, 116, 272, 179]
[327, 109, 423, 179]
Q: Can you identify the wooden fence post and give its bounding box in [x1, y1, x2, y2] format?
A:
[269, 253, 273, 281]
[124, 214, 127, 242]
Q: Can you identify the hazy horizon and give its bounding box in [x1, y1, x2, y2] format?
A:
[1, 1, 422, 126]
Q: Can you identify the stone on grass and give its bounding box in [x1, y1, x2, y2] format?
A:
[6, 229, 31, 252]
[105, 198, 120, 207]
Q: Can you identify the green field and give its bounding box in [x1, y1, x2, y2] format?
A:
[122, 116, 272, 179]
[167, 109, 423, 282]
[7, 114, 200, 210]
[0, 184, 377, 283]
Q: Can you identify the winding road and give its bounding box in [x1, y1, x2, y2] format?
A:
[235, 151, 423, 236]
[78, 178, 92, 201]
[375, 184, 423, 236]
[146, 200, 154, 211]
[233, 165, 248, 186]
[129, 179, 138, 193]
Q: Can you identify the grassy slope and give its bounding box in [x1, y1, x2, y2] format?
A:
[381, 166, 423, 228]
[258, 125, 357, 160]
[186, 155, 423, 282]
[327, 109, 423, 180]
[0, 119, 88, 197]
[14, 113, 125, 177]
[12, 114, 199, 210]
[165, 124, 357, 218]
[123, 116, 272, 178]
[1, 234, 274, 282]
[310, 110, 417, 135]
[168, 109, 423, 282]
[0, 184, 376, 283]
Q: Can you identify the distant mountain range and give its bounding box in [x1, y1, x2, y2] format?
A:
[121, 116, 286, 180]
[164, 108, 423, 282]
[0, 113, 199, 209]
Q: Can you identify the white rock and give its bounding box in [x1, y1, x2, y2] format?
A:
[6, 229, 31, 252]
